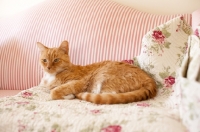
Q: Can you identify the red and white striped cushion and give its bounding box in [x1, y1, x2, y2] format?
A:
[0, 0, 191, 90]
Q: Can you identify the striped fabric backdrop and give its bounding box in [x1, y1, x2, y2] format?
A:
[0, 0, 191, 90]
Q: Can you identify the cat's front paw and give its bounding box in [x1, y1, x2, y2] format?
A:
[51, 89, 64, 100]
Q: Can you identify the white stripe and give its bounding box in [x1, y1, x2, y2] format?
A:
[0, 0, 192, 90]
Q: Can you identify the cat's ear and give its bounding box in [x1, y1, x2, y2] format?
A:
[37, 42, 48, 52]
[59, 41, 69, 55]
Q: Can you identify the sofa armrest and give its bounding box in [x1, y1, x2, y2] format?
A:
[0, 90, 22, 98]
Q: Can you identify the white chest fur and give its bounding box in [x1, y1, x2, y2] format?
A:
[40, 72, 56, 86]
[92, 83, 102, 94]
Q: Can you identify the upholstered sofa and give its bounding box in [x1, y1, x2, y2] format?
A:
[0, 0, 199, 131]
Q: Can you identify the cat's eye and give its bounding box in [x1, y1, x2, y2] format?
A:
[43, 59, 47, 62]
[54, 58, 59, 63]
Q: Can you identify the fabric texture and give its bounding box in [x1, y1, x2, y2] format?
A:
[179, 78, 200, 132]
[182, 26, 200, 81]
[0, 86, 187, 132]
[134, 16, 192, 95]
[0, 0, 191, 90]
[177, 28, 200, 132]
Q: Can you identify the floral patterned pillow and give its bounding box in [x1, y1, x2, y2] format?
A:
[134, 16, 191, 93]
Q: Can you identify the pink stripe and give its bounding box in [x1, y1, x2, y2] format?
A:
[0, 0, 192, 90]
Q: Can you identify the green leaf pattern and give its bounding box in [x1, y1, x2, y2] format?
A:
[0, 85, 187, 132]
[143, 25, 172, 56]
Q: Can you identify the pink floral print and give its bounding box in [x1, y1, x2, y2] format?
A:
[16, 102, 29, 105]
[21, 91, 32, 98]
[152, 30, 165, 44]
[194, 29, 199, 37]
[137, 102, 150, 107]
[180, 16, 184, 20]
[144, 27, 171, 56]
[18, 120, 26, 132]
[90, 109, 101, 114]
[164, 76, 175, 87]
[122, 60, 134, 65]
[101, 125, 122, 132]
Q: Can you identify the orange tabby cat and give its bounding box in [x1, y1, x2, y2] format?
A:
[37, 41, 157, 104]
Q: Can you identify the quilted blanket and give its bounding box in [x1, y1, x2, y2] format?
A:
[0, 86, 186, 132]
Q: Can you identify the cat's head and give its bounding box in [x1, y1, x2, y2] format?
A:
[37, 41, 71, 74]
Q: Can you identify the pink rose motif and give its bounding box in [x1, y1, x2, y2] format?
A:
[90, 109, 101, 114]
[164, 76, 175, 87]
[137, 102, 150, 107]
[5, 103, 12, 106]
[122, 60, 134, 65]
[18, 120, 26, 132]
[16, 102, 29, 105]
[194, 29, 199, 37]
[21, 91, 32, 98]
[101, 125, 122, 132]
[180, 16, 184, 20]
[152, 30, 165, 44]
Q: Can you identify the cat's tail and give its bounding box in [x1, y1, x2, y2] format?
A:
[75, 80, 157, 104]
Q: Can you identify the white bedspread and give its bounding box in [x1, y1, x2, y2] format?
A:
[0, 86, 186, 132]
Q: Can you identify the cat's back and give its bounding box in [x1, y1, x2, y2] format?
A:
[91, 60, 140, 72]
[89, 60, 152, 81]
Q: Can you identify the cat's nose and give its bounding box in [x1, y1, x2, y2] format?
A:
[47, 67, 51, 70]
